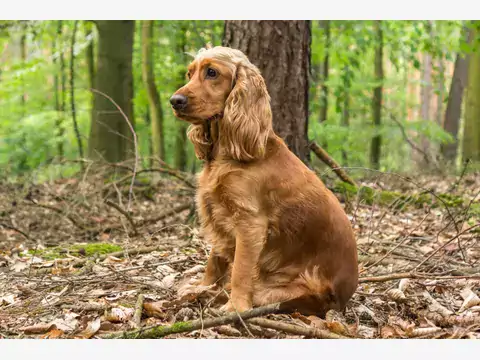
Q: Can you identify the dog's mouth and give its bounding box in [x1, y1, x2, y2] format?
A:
[173, 109, 223, 125]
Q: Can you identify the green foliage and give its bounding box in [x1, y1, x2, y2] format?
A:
[0, 20, 467, 178]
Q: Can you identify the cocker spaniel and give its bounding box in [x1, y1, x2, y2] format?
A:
[170, 46, 358, 316]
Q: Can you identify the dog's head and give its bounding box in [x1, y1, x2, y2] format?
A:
[170, 46, 272, 162]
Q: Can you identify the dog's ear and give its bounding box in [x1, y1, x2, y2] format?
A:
[187, 124, 212, 161]
[219, 63, 272, 162]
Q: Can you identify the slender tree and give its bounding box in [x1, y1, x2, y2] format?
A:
[441, 25, 472, 162]
[370, 20, 383, 170]
[463, 21, 480, 165]
[88, 20, 135, 163]
[319, 20, 330, 124]
[70, 20, 84, 160]
[141, 20, 165, 161]
[223, 20, 312, 165]
[174, 23, 189, 171]
[84, 21, 95, 126]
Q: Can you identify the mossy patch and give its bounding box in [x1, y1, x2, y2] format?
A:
[28, 243, 122, 260]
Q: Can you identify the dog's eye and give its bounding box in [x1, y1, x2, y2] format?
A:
[206, 68, 218, 79]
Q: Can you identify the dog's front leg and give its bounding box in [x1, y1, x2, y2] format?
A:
[221, 216, 267, 313]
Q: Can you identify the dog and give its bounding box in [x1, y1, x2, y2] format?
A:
[170, 46, 358, 316]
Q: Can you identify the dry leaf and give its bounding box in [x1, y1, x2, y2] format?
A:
[143, 301, 168, 319]
[357, 325, 376, 339]
[459, 288, 480, 312]
[380, 325, 399, 338]
[183, 265, 205, 275]
[104, 306, 134, 323]
[386, 288, 406, 302]
[407, 326, 442, 337]
[0, 294, 15, 305]
[41, 328, 64, 339]
[159, 273, 178, 289]
[398, 278, 410, 292]
[75, 318, 101, 339]
[20, 323, 57, 335]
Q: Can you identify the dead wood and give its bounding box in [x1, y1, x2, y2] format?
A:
[247, 318, 348, 339]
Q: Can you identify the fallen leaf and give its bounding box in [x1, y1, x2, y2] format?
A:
[41, 328, 64, 339]
[183, 265, 205, 275]
[75, 318, 101, 339]
[386, 289, 406, 303]
[460, 288, 480, 312]
[159, 273, 179, 289]
[380, 325, 399, 338]
[0, 294, 15, 305]
[104, 306, 134, 323]
[143, 301, 168, 319]
[20, 323, 57, 335]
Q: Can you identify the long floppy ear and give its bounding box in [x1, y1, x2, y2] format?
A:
[187, 124, 212, 161]
[219, 63, 272, 162]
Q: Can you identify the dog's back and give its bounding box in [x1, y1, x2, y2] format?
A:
[251, 134, 358, 315]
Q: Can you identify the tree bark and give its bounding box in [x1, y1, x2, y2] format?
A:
[174, 23, 189, 171]
[441, 25, 472, 162]
[70, 20, 84, 160]
[341, 65, 350, 166]
[18, 23, 28, 171]
[52, 25, 62, 157]
[223, 20, 311, 165]
[84, 21, 95, 128]
[463, 22, 480, 164]
[58, 21, 67, 157]
[319, 20, 330, 124]
[141, 20, 165, 161]
[88, 20, 135, 163]
[370, 20, 383, 170]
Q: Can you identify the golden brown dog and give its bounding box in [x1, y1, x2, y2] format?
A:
[170, 46, 358, 316]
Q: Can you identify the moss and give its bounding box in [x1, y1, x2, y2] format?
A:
[28, 243, 122, 260]
[117, 321, 194, 339]
[437, 193, 465, 207]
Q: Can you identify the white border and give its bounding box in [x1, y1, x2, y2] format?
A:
[1, 0, 479, 20]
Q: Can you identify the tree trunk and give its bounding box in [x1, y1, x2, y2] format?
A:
[341, 65, 350, 166]
[370, 20, 383, 170]
[463, 22, 480, 164]
[141, 20, 165, 161]
[52, 25, 63, 157]
[223, 20, 311, 165]
[85, 21, 95, 127]
[70, 20, 84, 160]
[174, 23, 189, 171]
[318, 20, 330, 124]
[88, 20, 135, 163]
[19, 24, 28, 171]
[441, 26, 472, 162]
[58, 20, 67, 157]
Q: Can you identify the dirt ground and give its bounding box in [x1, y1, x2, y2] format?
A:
[1, 165, 479, 339]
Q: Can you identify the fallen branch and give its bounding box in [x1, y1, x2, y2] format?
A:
[104, 199, 138, 235]
[138, 203, 192, 227]
[133, 294, 145, 329]
[309, 141, 357, 186]
[359, 271, 480, 283]
[247, 318, 348, 339]
[103, 303, 282, 339]
[0, 222, 30, 240]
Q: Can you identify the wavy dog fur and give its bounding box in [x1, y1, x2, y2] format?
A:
[171, 46, 358, 315]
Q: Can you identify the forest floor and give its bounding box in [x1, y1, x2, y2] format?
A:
[0, 163, 479, 339]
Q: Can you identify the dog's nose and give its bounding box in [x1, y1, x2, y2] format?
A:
[170, 94, 188, 110]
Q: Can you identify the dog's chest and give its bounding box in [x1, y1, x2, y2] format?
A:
[196, 165, 237, 250]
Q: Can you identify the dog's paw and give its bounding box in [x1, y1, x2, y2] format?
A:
[177, 279, 215, 298]
[220, 300, 252, 313]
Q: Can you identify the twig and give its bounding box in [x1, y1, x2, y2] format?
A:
[133, 294, 144, 329]
[103, 303, 282, 339]
[25, 200, 86, 230]
[247, 318, 348, 339]
[91, 88, 139, 212]
[104, 199, 138, 235]
[138, 203, 192, 226]
[414, 223, 480, 270]
[0, 222, 30, 240]
[309, 141, 357, 186]
[360, 212, 431, 273]
[359, 271, 480, 283]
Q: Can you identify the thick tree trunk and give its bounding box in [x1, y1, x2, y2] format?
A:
[174, 23, 188, 172]
[370, 20, 383, 170]
[88, 20, 135, 163]
[223, 20, 311, 165]
[463, 22, 480, 164]
[141, 20, 165, 161]
[441, 26, 472, 162]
